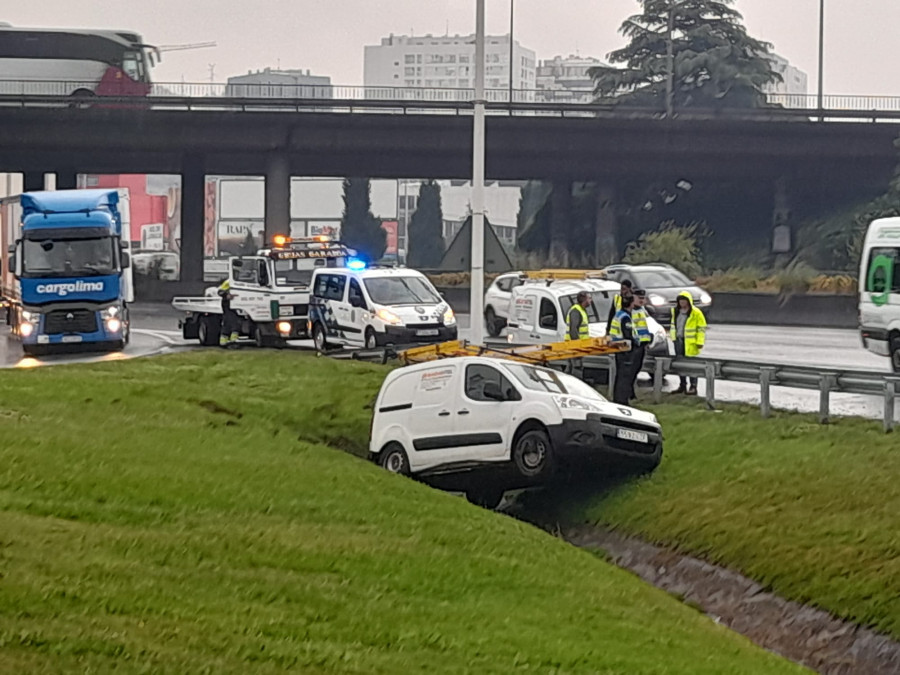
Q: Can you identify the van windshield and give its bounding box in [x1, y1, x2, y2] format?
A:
[505, 363, 606, 401]
[364, 276, 442, 305]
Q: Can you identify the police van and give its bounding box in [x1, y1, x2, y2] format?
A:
[859, 217, 900, 371]
[308, 264, 457, 351]
[369, 355, 663, 509]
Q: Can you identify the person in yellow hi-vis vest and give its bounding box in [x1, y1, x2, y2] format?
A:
[670, 290, 707, 395]
[606, 279, 633, 333]
[218, 279, 240, 348]
[566, 291, 592, 341]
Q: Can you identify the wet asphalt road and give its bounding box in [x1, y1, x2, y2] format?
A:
[8, 304, 896, 423]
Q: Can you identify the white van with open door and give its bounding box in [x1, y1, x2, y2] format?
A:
[858, 217, 900, 372]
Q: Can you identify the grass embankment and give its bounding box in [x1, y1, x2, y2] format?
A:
[552, 401, 900, 641]
[0, 352, 800, 674]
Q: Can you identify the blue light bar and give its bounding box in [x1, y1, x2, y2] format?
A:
[347, 259, 366, 271]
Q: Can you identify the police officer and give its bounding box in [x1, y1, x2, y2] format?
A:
[606, 279, 633, 334]
[566, 291, 591, 341]
[609, 293, 638, 404]
[629, 289, 653, 400]
[218, 279, 240, 348]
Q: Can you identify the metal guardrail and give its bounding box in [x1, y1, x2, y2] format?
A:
[2, 81, 900, 121]
[581, 354, 900, 432]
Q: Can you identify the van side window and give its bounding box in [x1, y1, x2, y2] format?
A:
[232, 259, 258, 284]
[539, 298, 558, 329]
[465, 364, 521, 402]
[496, 277, 512, 293]
[866, 247, 900, 293]
[326, 275, 346, 301]
[313, 274, 330, 299]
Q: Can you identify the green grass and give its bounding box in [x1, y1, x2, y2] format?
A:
[0, 352, 802, 674]
[552, 401, 900, 641]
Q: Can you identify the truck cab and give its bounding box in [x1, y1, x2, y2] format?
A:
[4, 189, 133, 355]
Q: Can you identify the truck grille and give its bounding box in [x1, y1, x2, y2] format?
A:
[44, 309, 98, 334]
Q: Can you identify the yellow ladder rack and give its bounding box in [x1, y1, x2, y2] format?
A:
[518, 269, 608, 281]
[398, 336, 630, 366]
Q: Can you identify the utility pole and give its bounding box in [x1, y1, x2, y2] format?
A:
[665, 1, 676, 118]
[508, 0, 515, 105]
[817, 0, 825, 112]
[470, 0, 486, 345]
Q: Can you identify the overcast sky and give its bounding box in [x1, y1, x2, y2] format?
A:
[7, 1, 899, 96]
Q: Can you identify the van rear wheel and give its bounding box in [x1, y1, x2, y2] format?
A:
[485, 307, 501, 337]
[378, 443, 410, 476]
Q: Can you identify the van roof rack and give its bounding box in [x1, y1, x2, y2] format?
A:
[518, 269, 609, 286]
[397, 336, 629, 366]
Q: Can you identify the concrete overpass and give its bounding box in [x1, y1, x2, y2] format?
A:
[1, 96, 897, 280]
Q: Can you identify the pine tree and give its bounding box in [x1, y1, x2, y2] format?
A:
[591, 0, 780, 109]
[340, 178, 386, 262]
[407, 180, 445, 268]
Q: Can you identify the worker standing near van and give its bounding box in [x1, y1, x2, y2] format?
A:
[609, 294, 638, 404]
[629, 289, 653, 399]
[606, 279, 633, 333]
[670, 291, 707, 394]
[218, 279, 240, 349]
[566, 291, 592, 341]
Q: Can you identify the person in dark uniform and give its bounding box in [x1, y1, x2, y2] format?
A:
[609, 293, 639, 405]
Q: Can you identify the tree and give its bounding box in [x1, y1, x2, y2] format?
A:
[590, 0, 780, 109]
[407, 180, 445, 268]
[340, 178, 386, 262]
[623, 221, 704, 277]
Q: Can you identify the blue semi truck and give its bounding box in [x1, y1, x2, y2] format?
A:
[2, 189, 134, 355]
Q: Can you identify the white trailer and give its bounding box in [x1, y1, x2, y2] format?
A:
[173, 237, 354, 347]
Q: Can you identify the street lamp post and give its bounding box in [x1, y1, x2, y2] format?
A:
[665, 5, 675, 118]
[817, 0, 825, 111]
[508, 0, 515, 105]
[469, 0, 487, 345]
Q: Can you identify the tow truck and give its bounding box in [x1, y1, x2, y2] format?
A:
[172, 236, 355, 347]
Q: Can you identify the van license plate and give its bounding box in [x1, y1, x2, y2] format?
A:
[617, 428, 649, 443]
[61, 335, 83, 344]
[417, 329, 439, 336]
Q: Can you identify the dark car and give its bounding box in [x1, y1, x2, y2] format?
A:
[602, 263, 711, 326]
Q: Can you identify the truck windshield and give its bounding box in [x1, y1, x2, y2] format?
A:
[22, 236, 116, 278]
[364, 276, 442, 305]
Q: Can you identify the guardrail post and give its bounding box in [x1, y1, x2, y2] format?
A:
[884, 378, 898, 433]
[818, 374, 835, 424]
[704, 361, 716, 410]
[607, 357, 617, 400]
[653, 357, 670, 404]
[760, 367, 775, 418]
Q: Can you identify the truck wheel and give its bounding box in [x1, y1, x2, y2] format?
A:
[891, 335, 900, 374]
[512, 427, 554, 479]
[253, 325, 269, 348]
[198, 316, 220, 346]
[485, 307, 501, 337]
[312, 322, 330, 352]
[378, 443, 410, 475]
[465, 486, 505, 510]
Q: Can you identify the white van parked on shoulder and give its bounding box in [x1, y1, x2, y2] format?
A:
[859, 217, 900, 371]
[369, 355, 663, 508]
[309, 264, 458, 351]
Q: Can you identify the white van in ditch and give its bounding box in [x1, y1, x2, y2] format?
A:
[369, 355, 663, 508]
[859, 217, 900, 371]
[308, 265, 458, 350]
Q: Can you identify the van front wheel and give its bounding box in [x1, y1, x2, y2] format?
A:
[512, 427, 553, 479]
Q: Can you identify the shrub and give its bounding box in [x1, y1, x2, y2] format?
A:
[623, 221, 703, 278]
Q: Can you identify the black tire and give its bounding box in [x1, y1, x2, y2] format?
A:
[312, 322, 330, 353]
[485, 307, 501, 338]
[465, 486, 505, 510]
[891, 335, 900, 374]
[378, 443, 410, 475]
[253, 325, 270, 348]
[512, 427, 554, 479]
[365, 328, 378, 350]
[198, 315, 220, 347]
[68, 89, 95, 109]
[122, 307, 131, 346]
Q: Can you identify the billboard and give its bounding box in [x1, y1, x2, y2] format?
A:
[218, 221, 264, 257]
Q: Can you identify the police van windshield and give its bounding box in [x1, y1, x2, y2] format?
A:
[505, 363, 606, 401]
[22, 235, 116, 278]
[364, 276, 442, 305]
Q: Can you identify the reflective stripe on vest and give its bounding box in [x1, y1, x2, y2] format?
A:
[633, 308, 652, 344]
[609, 309, 629, 340]
[566, 304, 590, 341]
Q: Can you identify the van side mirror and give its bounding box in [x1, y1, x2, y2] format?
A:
[482, 381, 505, 401]
[350, 295, 365, 309]
[121, 252, 131, 269]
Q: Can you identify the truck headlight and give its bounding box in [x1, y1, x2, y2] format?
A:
[276, 321, 292, 334]
[443, 307, 456, 325]
[106, 318, 122, 333]
[20, 322, 34, 337]
[22, 310, 40, 323]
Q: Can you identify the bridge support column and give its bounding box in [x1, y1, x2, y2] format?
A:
[181, 155, 206, 284]
[265, 153, 291, 242]
[772, 176, 793, 263]
[56, 170, 78, 190]
[594, 183, 618, 266]
[23, 172, 45, 192]
[550, 180, 572, 265]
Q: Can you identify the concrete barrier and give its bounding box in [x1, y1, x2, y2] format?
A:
[437, 287, 858, 329]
